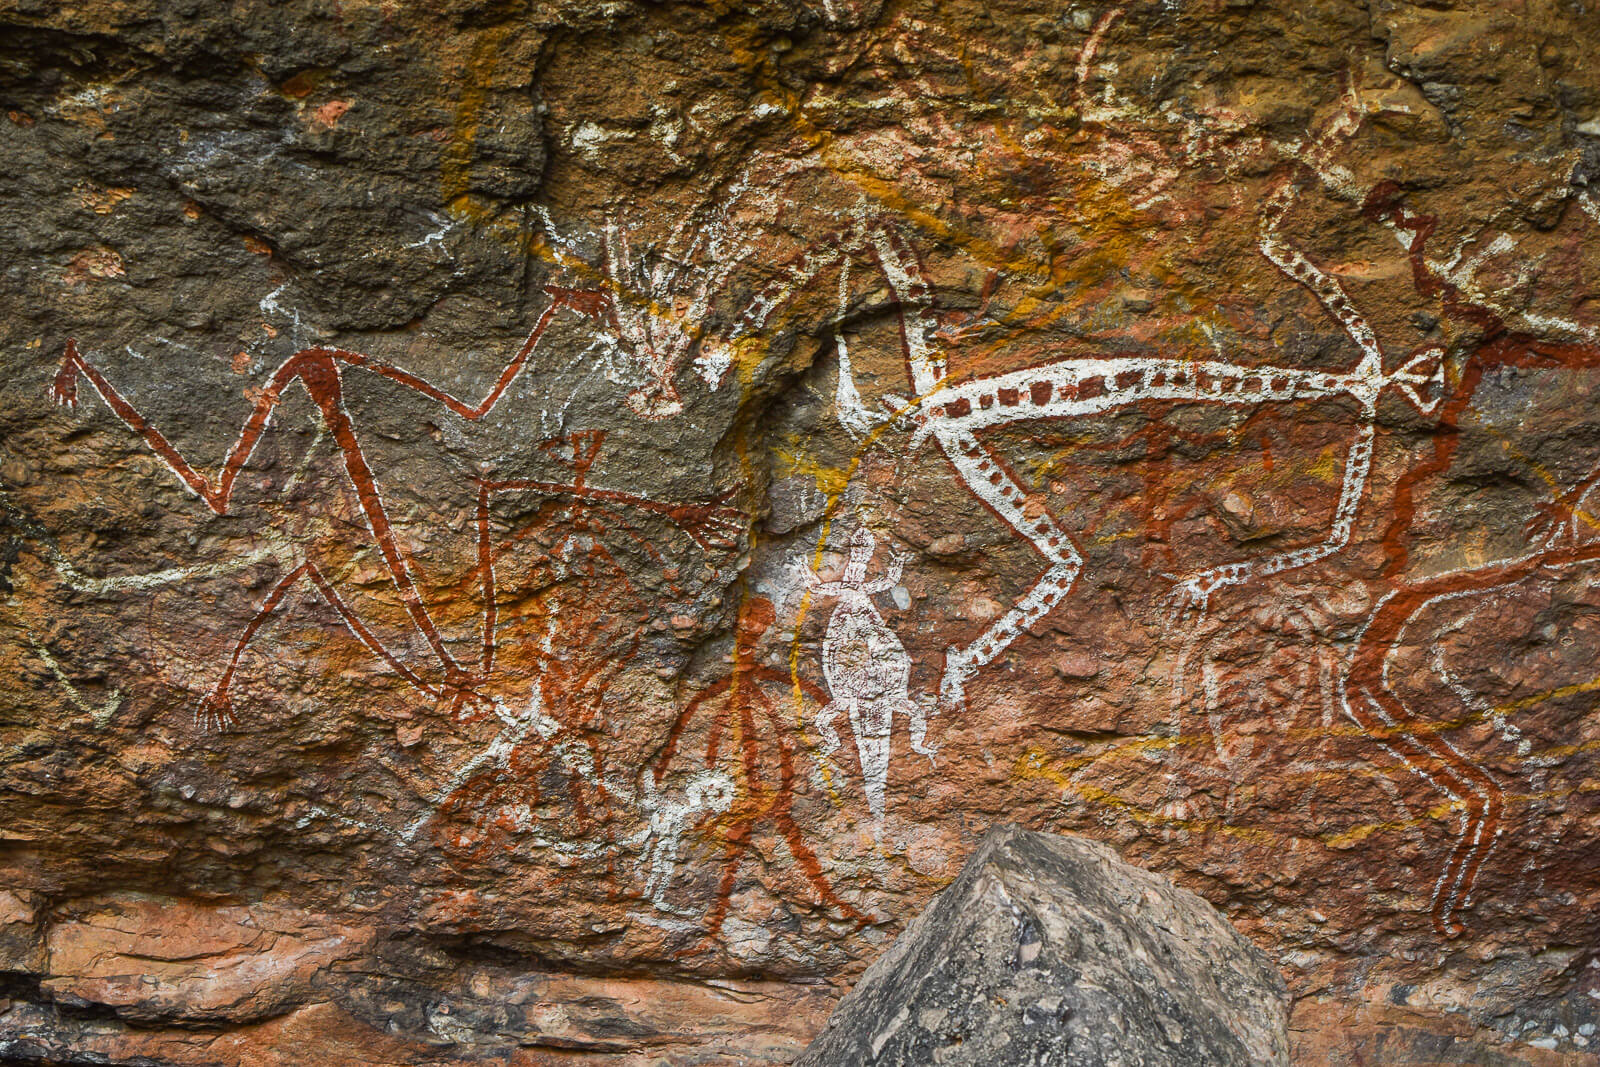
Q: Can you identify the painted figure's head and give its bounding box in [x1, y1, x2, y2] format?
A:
[844, 525, 878, 587]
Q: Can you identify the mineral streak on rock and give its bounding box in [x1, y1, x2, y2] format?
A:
[796, 824, 1291, 1066]
[2, 0, 1600, 1061]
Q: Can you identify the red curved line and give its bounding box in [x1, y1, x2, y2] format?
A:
[1349, 539, 1600, 934]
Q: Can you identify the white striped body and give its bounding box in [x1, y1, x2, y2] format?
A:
[916, 353, 1382, 440]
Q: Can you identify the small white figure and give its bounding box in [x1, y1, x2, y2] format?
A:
[806, 526, 936, 818]
[636, 768, 735, 914]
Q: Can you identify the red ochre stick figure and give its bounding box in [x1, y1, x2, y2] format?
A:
[429, 531, 648, 870]
[1344, 535, 1600, 938]
[1360, 183, 1600, 575]
[1340, 186, 1600, 935]
[50, 286, 743, 730]
[652, 596, 869, 944]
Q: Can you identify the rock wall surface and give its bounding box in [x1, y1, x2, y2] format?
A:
[1, 0, 1599, 1062]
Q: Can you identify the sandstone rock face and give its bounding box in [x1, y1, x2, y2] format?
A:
[3, 0, 1600, 1061]
[797, 824, 1290, 1066]
[41, 895, 371, 1025]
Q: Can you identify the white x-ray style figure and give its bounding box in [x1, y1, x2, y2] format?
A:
[806, 526, 937, 818]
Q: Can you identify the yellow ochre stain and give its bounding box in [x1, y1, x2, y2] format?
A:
[774, 437, 854, 499]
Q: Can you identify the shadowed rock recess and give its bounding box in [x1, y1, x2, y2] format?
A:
[2, 0, 1600, 1062]
[797, 825, 1291, 1066]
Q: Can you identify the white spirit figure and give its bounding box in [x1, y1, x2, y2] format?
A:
[635, 768, 736, 914]
[743, 203, 1439, 711]
[735, 99, 1443, 713]
[806, 526, 936, 817]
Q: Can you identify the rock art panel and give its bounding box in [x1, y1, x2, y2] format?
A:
[4, 0, 1600, 1061]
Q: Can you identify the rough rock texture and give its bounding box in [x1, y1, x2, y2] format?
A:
[797, 824, 1290, 1066]
[3, 0, 1600, 1062]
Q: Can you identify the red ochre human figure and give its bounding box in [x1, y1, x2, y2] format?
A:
[1339, 185, 1600, 937]
[50, 284, 742, 730]
[652, 595, 868, 944]
[429, 520, 649, 870]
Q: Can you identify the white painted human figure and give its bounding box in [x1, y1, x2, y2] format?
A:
[739, 162, 1441, 713]
[635, 768, 735, 915]
[871, 212, 1440, 711]
[486, 694, 738, 916]
[806, 525, 936, 818]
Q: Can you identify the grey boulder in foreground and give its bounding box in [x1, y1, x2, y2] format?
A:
[797, 825, 1289, 1066]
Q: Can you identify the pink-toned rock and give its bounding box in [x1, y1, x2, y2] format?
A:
[1291, 998, 1600, 1067]
[0, 889, 43, 972]
[42, 896, 370, 1023]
